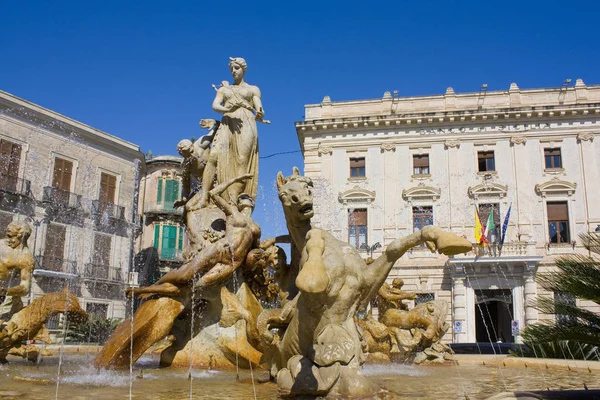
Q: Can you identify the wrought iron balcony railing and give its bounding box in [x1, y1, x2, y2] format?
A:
[0, 173, 31, 196]
[83, 263, 123, 282]
[42, 186, 82, 208]
[92, 200, 125, 220]
[35, 255, 78, 275]
[159, 248, 184, 262]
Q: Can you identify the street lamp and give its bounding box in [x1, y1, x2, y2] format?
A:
[360, 242, 382, 258]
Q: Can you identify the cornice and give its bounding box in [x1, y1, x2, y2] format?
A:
[295, 103, 600, 134]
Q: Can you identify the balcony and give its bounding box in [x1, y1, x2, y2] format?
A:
[158, 248, 184, 262]
[145, 201, 183, 215]
[43, 186, 82, 209]
[83, 263, 123, 283]
[466, 241, 532, 258]
[34, 255, 78, 277]
[0, 173, 31, 196]
[0, 173, 35, 215]
[92, 200, 125, 220]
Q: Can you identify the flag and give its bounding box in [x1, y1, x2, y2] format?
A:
[483, 207, 496, 243]
[500, 203, 512, 249]
[474, 207, 487, 245]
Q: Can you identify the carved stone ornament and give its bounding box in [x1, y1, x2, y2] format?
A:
[380, 142, 396, 152]
[535, 177, 577, 198]
[509, 135, 527, 146]
[338, 186, 376, 205]
[444, 139, 460, 149]
[317, 143, 333, 155]
[402, 183, 441, 202]
[577, 132, 595, 142]
[467, 181, 508, 200]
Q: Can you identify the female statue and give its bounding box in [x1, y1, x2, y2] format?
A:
[199, 57, 264, 207]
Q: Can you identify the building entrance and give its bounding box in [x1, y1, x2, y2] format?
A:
[475, 289, 513, 343]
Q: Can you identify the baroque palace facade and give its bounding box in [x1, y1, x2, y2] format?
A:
[0, 90, 144, 323]
[295, 80, 600, 344]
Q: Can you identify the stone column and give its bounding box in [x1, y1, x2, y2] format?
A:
[523, 262, 538, 327]
[444, 139, 461, 232]
[452, 264, 468, 343]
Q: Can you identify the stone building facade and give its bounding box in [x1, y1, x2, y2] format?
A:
[135, 155, 185, 286]
[295, 80, 600, 344]
[0, 90, 144, 323]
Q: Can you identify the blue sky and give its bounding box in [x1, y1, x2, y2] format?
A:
[2, 0, 599, 238]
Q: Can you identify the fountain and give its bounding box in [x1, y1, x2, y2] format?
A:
[1, 57, 599, 400]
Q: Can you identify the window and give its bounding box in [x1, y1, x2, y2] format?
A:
[86, 303, 108, 319]
[544, 148, 562, 169]
[43, 224, 66, 271]
[413, 206, 433, 247]
[157, 178, 181, 210]
[93, 233, 112, 266]
[99, 172, 117, 204]
[554, 291, 576, 327]
[52, 158, 73, 191]
[350, 157, 365, 178]
[547, 202, 570, 244]
[415, 293, 435, 305]
[478, 203, 501, 244]
[0, 139, 22, 192]
[348, 209, 367, 249]
[413, 206, 433, 232]
[477, 151, 495, 172]
[413, 154, 430, 175]
[153, 224, 184, 260]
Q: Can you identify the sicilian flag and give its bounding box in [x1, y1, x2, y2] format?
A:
[499, 203, 512, 253]
[474, 207, 487, 246]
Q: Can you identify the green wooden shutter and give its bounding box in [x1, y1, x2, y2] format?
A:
[161, 225, 177, 259]
[178, 226, 184, 251]
[164, 179, 178, 204]
[153, 225, 160, 249]
[156, 179, 163, 203]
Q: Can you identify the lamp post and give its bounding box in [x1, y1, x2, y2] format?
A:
[24, 216, 50, 304]
[360, 242, 382, 259]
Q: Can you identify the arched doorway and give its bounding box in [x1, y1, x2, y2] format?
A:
[475, 289, 513, 343]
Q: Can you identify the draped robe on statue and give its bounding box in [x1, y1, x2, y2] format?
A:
[212, 84, 259, 204]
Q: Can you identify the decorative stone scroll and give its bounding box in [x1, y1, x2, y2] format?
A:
[510, 135, 527, 146]
[380, 142, 396, 152]
[444, 139, 460, 149]
[317, 143, 333, 155]
[577, 132, 595, 143]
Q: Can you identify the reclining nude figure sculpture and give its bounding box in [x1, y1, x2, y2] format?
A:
[95, 174, 262, 369]
[268, 168, 472, 398]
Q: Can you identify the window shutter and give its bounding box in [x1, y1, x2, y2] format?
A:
[547, 202, 568, 220]
[164, 179, 179, 204]
[350, 158, 365, 168]
[52, 158, 73, 191]
[100, 173, 117, 203]
[43, 224, 66, 261]
[178, 226, 184, 251]
[156, 179, 163, 203]
[153, 225, 160, 249]
[349, 209, 367, 225]
[413, 154, 429, 168]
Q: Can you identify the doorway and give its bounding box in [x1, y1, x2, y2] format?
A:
[475, 289, 513, 343]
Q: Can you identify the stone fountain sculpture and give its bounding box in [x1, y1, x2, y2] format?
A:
[261, 168, 472, 398]
[359, 278, 454, 364]
[0, 221, 87, 363]
[94, 57, 472, 399]
[95, 57, 273, 370]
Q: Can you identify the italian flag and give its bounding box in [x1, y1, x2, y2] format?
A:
[482, 210, 495, 246]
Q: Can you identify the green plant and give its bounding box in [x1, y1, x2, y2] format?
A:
[60, 316, 121, 344]
[517, 232, 600, 360]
